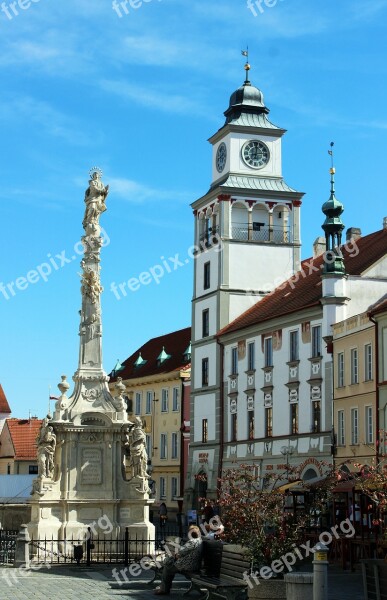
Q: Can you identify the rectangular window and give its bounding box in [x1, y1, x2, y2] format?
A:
[351, 408, 359, 444]
[159, 477, 166, 500]
[351, 349, 359, 384]
[290, 403, 298, 435]
[337, 352, 345, 387]
[171, 477, 178, 500]
[248, 342, 255, 372]
[202, 418, 208, 443]
[29, 465, 38, 475]
[264, 337, 273, 368]
[290, 330, 299, 362]
[364, 344, 373, 381]
[160, 433, 167, 459]
[161, 388, 169, 412]
[265, 407, 273, 437]
[135, 392, 142, 415]
[204, 262, 210, 290]
[365, 406, 373, 444]
[338, 410, 345, 446]
[171, 432, 178, 459]
[172, 387, 179, 411]
[146, 434, 152, 458]
[231, 347, 238, 375]
[146, 391, 153, 414]
[312, 401, 321, 433]
[202, 358, 209, 386]
[312, 325, 322, 358]
[231, 413, 238, 442]
[202, 309, 209, 337]
[248, 411, 255, 440]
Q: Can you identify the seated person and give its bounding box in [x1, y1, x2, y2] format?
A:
[154, 525, 202, 595]
[203, 521, 224, 540]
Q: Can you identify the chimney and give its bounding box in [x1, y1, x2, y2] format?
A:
[383, 217, 387, 230]
[313, 237, 326, 258]
[346, 227, 362, 243]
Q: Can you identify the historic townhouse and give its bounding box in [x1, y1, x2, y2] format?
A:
[109, 327, 191, 519]
[185, 64, 387, 503]
[333, 312, 377, 471]
[369, 296, 387, 458]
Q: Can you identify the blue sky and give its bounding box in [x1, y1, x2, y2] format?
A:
[1, 0, 387, 417]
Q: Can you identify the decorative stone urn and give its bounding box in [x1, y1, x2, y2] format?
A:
[248, 578, 286, 599]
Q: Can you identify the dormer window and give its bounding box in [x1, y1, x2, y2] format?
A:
[134, 352, 147, 368]
[183, 342, 192, 363]
[157, 347, 171, 365]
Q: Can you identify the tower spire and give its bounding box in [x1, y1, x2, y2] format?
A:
[322, 143, 346, 275]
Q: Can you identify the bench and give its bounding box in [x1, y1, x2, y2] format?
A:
[149, 539, 223, 596]
[191, 544, 249, 600]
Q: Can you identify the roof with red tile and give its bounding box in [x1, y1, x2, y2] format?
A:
[110, 327, 191, 382]
[0, 385, 11, 414]
[219, 228, 387, 337]
[369, 295, 387, 316]
[5, 418, 42, 460]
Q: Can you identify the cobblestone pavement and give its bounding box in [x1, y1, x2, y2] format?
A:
[0, 564, 365, 599]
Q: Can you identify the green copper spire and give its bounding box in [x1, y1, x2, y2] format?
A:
[321, 143, 346, 276]
[134, 352, 147, 367]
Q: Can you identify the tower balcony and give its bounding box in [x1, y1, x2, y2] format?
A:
[199, 225, 220, 248]
[231, 223, 291, 244]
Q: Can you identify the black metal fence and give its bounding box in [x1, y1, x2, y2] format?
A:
[29, 526, 188, 566]
[0, 530, 18, 564]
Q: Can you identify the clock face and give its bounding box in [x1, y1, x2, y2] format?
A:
[216, 142, 227, 173]
[242, 140, 270, 169]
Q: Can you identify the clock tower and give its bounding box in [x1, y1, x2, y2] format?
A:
[185, 64, 304, 507]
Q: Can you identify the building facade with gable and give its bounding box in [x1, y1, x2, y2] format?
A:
[0, 417, 42, 475]
[369, 296, 387, 459]
[109, 327, 191, 519]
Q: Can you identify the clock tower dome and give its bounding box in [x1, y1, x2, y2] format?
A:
[185, 67, 304, 506]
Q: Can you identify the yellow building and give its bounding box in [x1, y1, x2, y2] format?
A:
[109, 327, 191, 521]
[333, 312, 376, 471]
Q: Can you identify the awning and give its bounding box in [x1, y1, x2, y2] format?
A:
[277, 480, 303, 493]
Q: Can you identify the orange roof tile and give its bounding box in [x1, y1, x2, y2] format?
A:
[219, 228, 387, 337]
[6, 418, 42, 460]
[0, 385, 11, 414]
[110, 327, 191, 382]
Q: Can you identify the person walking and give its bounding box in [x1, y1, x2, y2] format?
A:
[159, 502, 168, 528]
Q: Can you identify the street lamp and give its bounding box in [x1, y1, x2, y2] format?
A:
[280, 445, 294, 470]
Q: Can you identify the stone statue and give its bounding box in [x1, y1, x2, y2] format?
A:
[113, 377, 127, 412]
[81, 269, 103, 304]
[36, 422, 57, 479]
[82, 170, 109, 231]
[127, 417, 149, 479]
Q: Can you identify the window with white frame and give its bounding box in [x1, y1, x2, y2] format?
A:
[365, 406, 373, 444]
[160, 433, 167, 459]
[338, 410, 345, 446]
[350, 349, 358, 384]
[351, 408, 359, 444]
[289, 330, 299, 362]
[248, 342, 255, 371]
[172, 387, 179, 411]
[264, 337, 273, 368]
[364, 344, 373, 381]
[231, 347, 238, 375]
[311, 325, 322, 358]
[161, 388, 169, 412]
[171, 432, 178, 459]
[159, 477, 166, 499]
[135, 392, 142, 415]
[146, 391, 153, 414]
[337, 352, 345, 387]
[146, 434, 152, 458]
[171, 477, 178, 500]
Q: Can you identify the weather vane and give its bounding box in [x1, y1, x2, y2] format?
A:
[241, 47, 250, 84]
[328, 142, 335, 172]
